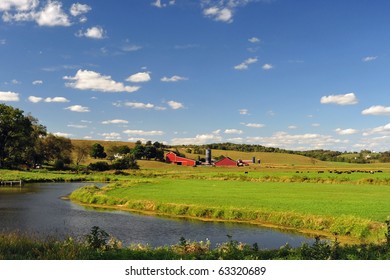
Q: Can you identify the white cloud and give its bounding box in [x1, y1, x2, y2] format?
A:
[262, 63, 273, 70]
[126, 72, 151, 83]
[122, 44, 142, 52]
[362, 105, 390, 116]
[320, 93, 358, 105]
[224, 129, 243, 134]
[152, 0, 175, 8]
[242, 123, 265, 128]
[53, 132, 72, 137]
[28, 96, 69, 103]
[239, 109, 249, 115]
[65, 105, 90, 113]
[0, 39, 6, 45]
[45, 97, 69, 103]
[248, 37, 260, 43]
[234, 57, 258, 70]
[36, 1, 70, 26]
[32, 80, 43, 85]
[102, 119, 128, 125]
[203, 6, 233, 23]
[28, 95, 43, 103]
[0, 91, 19, 101]
[77, 26, 105, 39]
[362, 123, 390, 136]
[288, 125, 298, 129]
[100, 132, 121, 140]
[0, 0, 38, 11]
[161, 75, 188, 82]
[171, 133, 223, 145]
[202, 0, 261, 23]
[335, 128, 359, 135]
[246, 131, 348, 151]
[362, 56, 377, 62]
[123, 130, 164, 136]
[67, 124, 87, 129]
[64, 69, 140, 93]
[167, 100, 184, 110]
[124, 102, 156, 110]
[70, 3, 91, 17]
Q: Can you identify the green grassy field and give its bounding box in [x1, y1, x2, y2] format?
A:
[69, 172, 390, 243]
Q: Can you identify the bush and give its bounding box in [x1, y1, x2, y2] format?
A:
[111, 154, 139, 170]
[88, 161, 110, 171]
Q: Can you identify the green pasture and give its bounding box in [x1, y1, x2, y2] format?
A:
[70, 176, 390, 242]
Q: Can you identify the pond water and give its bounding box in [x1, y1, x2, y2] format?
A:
[0, 183, 314, 248]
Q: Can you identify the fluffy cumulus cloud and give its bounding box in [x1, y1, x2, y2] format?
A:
[248, 37, 260, 43]
[361, 105, 390, 116]
[124, 102, 156, 110]
[1, 1, 91, 26]
[2, 0, 71, 26]
[246, 131, 348, 151]
[262, 63, 273, 70]
[320, 93, 358, 105]
[224, 129, 243, 134]
[126, 72, 151, 83]
[234, 57, 258, 70]
[123, 130, 164, 136]
[203, 6, 233, 23]
[0, 91, 19, 101]
[29, 96, 70, 103]
[0, 0, 39, 11]
[161, 75, 188, 82]
[70, 3, 91, 16]
[32, 80, 43, 85]
[100, 132, 121, 140]
[335, 128, 359, 135]
[102, 119, 128, 124]
[76, 26, 105, 39]
[53, 132, 72, 137]
[65, 105, 90, 112]
[167, 100, 184, 110]
[363, 123, 390, 136]
[242, 123, 265, 128]
[201, 0, 260, 23]
[64, 69, 140, 93]
[171, 131, 223, 145]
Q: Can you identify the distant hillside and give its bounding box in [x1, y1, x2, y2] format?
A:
[177, 148, 324, 166]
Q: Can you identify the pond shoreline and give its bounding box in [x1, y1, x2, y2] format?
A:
[69, 197, 366, 246]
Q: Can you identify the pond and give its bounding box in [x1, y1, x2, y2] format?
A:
[0, 183, 314, 248]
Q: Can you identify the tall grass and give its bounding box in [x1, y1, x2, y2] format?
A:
[2, 229, 390, 260]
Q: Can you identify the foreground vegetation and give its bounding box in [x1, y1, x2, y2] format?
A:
[2, 226, 390, 260]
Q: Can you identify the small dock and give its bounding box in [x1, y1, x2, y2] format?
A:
[0, 180, 23, 187]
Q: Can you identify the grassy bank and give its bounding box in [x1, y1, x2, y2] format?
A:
[1, 228, 390, 260]
[69, 178, 390, 243]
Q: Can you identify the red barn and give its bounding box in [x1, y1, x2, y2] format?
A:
[166, 152, 196, 166]
[214, 157, 237, 167]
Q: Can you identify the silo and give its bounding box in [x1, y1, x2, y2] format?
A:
[206, 148, 212, 165]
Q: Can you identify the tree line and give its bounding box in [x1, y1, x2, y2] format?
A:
[0, 104, 165, 170]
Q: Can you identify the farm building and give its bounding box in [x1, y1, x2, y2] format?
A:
[214, 157, 237, 167]
[166, 151, 196, 166]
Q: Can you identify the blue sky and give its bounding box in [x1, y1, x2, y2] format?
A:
[1, 0, 390, 151]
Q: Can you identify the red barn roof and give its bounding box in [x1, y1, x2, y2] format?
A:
[214, 157, 237, 167]
[166, 152, 196, 166]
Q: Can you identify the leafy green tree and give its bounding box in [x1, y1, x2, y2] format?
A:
[0, 104, 46, 168]
[90, 143, 107, 159]
[42, 134, 73, 164]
